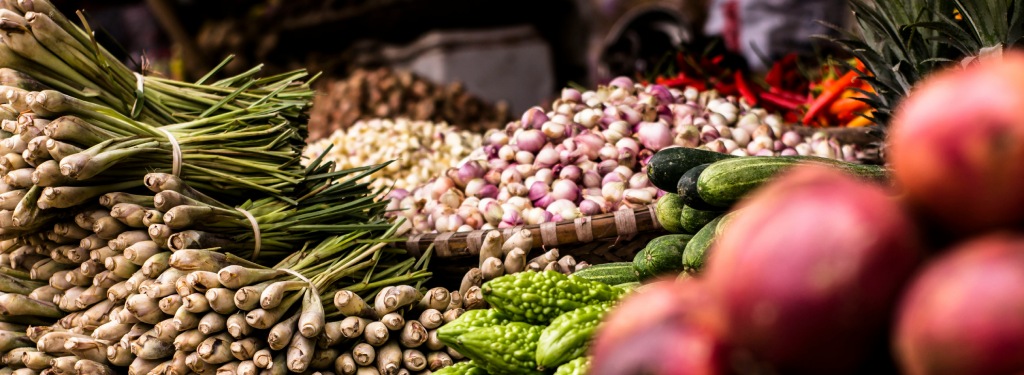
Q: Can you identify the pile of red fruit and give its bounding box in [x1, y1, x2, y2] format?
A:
[592, 51, 1024, 375]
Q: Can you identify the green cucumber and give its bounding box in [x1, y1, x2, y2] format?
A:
[571, 262, 639, 285]
[634, 234, 693, 279]
[682, 215, 723, 275]
[696, 155, 889, 207]
[647, 147, 735, 192]
[680, 205, 724, 234]
[676, 163, 719, 210]
[654, 193, 686, 233]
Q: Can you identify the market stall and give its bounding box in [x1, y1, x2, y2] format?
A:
[0, 0, 1020, 374]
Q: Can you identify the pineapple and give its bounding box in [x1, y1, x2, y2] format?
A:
[826, 0, 1024, 127]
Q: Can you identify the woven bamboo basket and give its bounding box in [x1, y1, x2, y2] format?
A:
[407, 206, 667, 285]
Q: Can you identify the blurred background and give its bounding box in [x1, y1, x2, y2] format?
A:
[57, 0, 854, 137]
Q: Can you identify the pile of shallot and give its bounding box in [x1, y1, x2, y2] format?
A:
[389, 77, 861, 234]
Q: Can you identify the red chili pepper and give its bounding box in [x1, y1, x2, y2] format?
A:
[802, 70, 859, 125]
[759, 91, 804, 111]
[733, 71, 758, 105]
[767, 87, 808, 103]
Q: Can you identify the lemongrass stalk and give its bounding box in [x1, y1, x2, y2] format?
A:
[226, 313, 251, 339]
[28, 285, 58, 301]
[99, 193, 153, 209]
[265, 312, 300, 351]
[339, 316, 372, 340]
[0, 271, 42, 294]
[105, 281, 129, 302]
[140, 251, 170, 278]
[74, 359, 116, 375]
[92, 216, 128, 239]
[186, 351, 218, 374]
[286, 333, 315, 373]
[92, 320, 131, 342]
[416, 288, 450, 312]
[216, 361, 240, 375]
[123, 241, 159, 265]
[0, 136, 26, 154]
[104, 341, 133, 366]
[165, 350, 190, 375]
[128, 356, 162, 375]
[88, 247, 116, 265]
[363, 321, 389, 347]
[183, 292, 211, 314]
[29, 258, 70, 281]
[380, 312, 404, 332]
[143, 173, 225, 208]
[399, 320, 428, 349]
[142, 209, 163, 226]
[253, 348, 274, 369]
[74, 207, 108, 231]
[124, 293, 165, 324]
[50, 355, 78, 373]
[195, 312, 225, 336]
[39, 180, 140, 208]
[172, 306, 200, 331]
[53, 221, 89, 239]
[237, 360, 258, 375]
[158, 294, 182, 315]
[109, 203, 147, 227]
[35, 331, 90, 353]
[79, 233, 106, 250]
[260, 280, 305, 310]
[229, 337, 265, 361]
[168, 230, 243, 252]
[44, 116, 121, 144]
[42, 138, 81, 161]
[3, 167, 32, 188]
[73, 284, 106, 308]
[65, 268, 92, 286]
[352, 343, 376, 366]
[78, 260, 103, 277]
[147, 223, 171, 246]
[104, 255, 137, 279]
[418, 309, 444, 330]
[197, 335, 235, 365]
[6, 347, 34, 368]
[218, 264, 286, 290]
[0, 68, 46, 91]
[168, 249, 236, 272]
[298, 287, 325, 338]
[186, 270, 221, 292]
[333, 290, 376, 319]
[63, 335, 107, 362]
[19, 348, 50, 368]
[172, 329, 206, 352]
[335, 352, 357, 375]
[205, 288, 236, 315]
[93, 270, 123, 288]
[0, 189, 25, 210]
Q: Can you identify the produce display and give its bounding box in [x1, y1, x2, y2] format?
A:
[307, 68, 510, 140]
[588, 51, 1024, 375]
[388, 77, 863, 235]
[304, 118, 484, 193]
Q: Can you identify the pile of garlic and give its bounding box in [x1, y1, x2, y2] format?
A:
[303, 118, 484, 192]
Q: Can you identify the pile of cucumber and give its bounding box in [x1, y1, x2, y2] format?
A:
[575, 147, 889, 284]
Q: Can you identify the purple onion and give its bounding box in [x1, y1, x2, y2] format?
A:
[613, 165, 634, 180]
[645, 84, 674, 104]
[574, 132, 605, 161]
[599, 145, 619, 161]
[483, 168, 502, 185]
[559, 165, 582, 182]
[500, 168, 522, 185]
[477, 185, 498, 199]
[780, 148, 798, 156]
[638, 149, 654, 167]
[618, 149, 636, 169]
[583, 170, 602, 188]
[483, 145, 499, 159]
[535, 147, 560, 168]
[515, 129, 546, 153]
[534, 168, 555, 186]
[498, 145, 515, 161]
[617, 105, 642, 124]
[579, 199, 602, 216]
[616, 137, 640, 155]
[385, 189, 409, 201]
[602, 172, 625, 185]
[532, 195, 554, 209]
[507, 182, 528, 197]
[781, 131, 803, 148]
[499, 210, 523, 228]
[597, 160, 619, 175]
[521, 107, 549, 129]
[488, 131, 509, 146]
[755, 149, 775, 156]
[456, 161, 485, 185]
[528, 181, 549, 202]
[515, 150, 535, 165]
[773, 140, 786, 152]
[561, 88, 582, 102]
[628, 172, 649, 189]
[464, 178, 487, 197]
[550, 179, 580, 202]
[609, 76, 634, 89]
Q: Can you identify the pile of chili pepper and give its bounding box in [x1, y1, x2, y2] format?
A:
[647, 51, 875, 128]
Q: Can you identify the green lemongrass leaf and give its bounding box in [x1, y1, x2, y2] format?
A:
[195, 55, 235, 85]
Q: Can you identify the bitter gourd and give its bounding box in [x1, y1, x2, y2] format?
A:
[434, 361, 489, 375]
[553, 357, 590, 375]
[481, 271, 624, 324]
[456, 322, 545, 375]
[536, 302, 614, 370]
[437, 309, 512, 352]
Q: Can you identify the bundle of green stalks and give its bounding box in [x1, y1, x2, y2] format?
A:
[0, 0, 318, 222]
